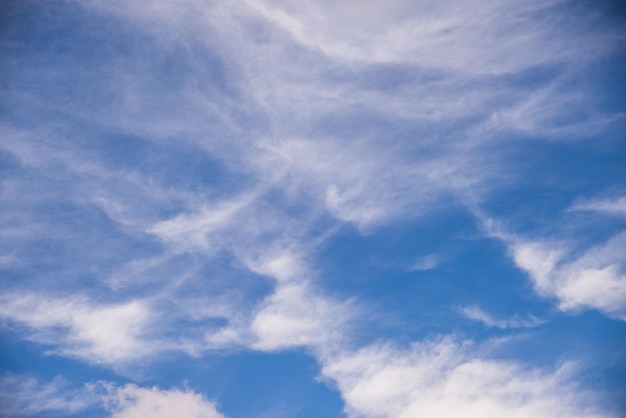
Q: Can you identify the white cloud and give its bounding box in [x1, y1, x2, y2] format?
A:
[2, 1, 623, 416]
[147, 200, 353, 353]
[470, 76, 626, 139]
[253, 136, 476, 229]
[0, 294, 153, 366]
[241, 0, 615, 72]
[0, 374, 93, 417]
[62, 0, 622, 229]
[251, 279, 351, 352]
[569, 196, 626, 217]
[408, 254, 441, 271]
[0, 376, 227, 418]
[241, 251, 612, 418]
[459, 305, 544, 329]
[204, 250, 354, 353]
[100, 383, 225, 418]
[509, 232, 626, 320]
[480, 211, 626, 321]
[321, 338, 613, 418]
[148, 193, 256, 254]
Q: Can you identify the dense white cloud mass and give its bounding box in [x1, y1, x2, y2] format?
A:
[250, 263, 352, 351]
[1, 0, 624, 416]
[100, 384, 225, 418]
[0, 294, 153, 365]
[322, 338, 612, 418]
[510, 232, 626, 320]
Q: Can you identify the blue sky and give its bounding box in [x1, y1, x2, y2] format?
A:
[1, 0, 625, 417]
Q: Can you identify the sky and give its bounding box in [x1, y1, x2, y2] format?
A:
[0, 0, 625, 417]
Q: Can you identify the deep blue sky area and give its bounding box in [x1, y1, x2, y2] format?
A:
[1, 1, 625, 417]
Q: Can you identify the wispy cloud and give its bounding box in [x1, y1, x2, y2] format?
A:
[0, 294, 154, 366]
[408, 254, 442, 272]
[241, 0, 619, 71]
[1, 0, 624, 416]
[0, 374, 94, 417]
[569, 196, 626, 217]
[321, 337, 613, 418]
[458, 305, 545, 329]
[42, 0, 620, 230]
[510, 233, 626, 320]
[0, 375, 229, 418]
